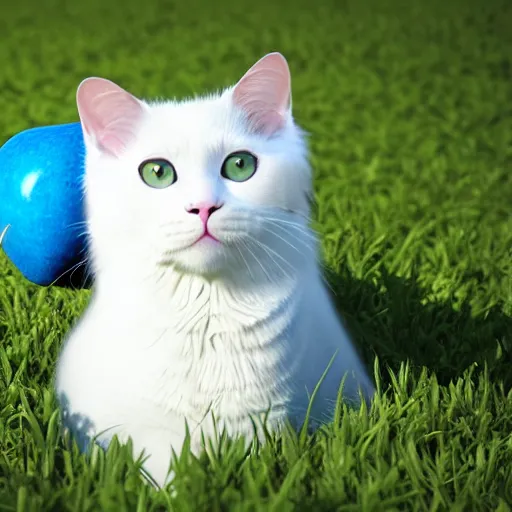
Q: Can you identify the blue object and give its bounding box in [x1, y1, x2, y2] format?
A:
[0, 122, 89, 287]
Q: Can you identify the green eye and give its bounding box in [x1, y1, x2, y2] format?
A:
[221, 151, 258, 182]
[139, 159, 177, 189]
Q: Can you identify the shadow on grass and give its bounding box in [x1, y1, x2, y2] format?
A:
[326, 265, 512, 391]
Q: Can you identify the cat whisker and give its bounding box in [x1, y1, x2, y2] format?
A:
[260, 225, 311, 257]
[161, 231, 205, 253]
[258, 204, 310, 220]
[263, 217, 319, 241]
[253, 222, 334, 294]
[73, 258, 94, 286]
[268, 219, 318, 240]
[240, 239, 273, 284]
[264, 220, 318, 249]
[321, 271, 337, 296]
[66, 220, 89, 230]
[162, 230, 204, 242]
[245, 236, 294, 282]
[261, 223, 315, 255]
[157, 220, 188, 229]
[48, 257, 90, 288]
[233, 241, 255, 282]
[75, 230, 90, 240]
[282, 231, 317, 255]
[266, 222, 335, 295]
[162, 231, 195, 239]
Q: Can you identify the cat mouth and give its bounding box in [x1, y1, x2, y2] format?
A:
[194, 228, 221, 245]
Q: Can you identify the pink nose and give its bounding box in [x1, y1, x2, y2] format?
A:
[186, 202, 223, 225]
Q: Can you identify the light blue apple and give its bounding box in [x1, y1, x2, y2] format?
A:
[0, 122, 89, 287]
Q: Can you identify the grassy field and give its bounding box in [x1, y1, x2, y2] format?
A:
[1, 0, 512, 509]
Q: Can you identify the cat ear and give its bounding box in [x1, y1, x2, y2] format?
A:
[76, 77, 146, 157]
[232, 52, 291, 136]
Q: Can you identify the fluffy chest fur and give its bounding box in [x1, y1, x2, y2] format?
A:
[134, 276, 305, 423]
[56, 274, 308, 449]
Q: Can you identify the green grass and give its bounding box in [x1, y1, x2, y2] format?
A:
[1, 0, 512, 509]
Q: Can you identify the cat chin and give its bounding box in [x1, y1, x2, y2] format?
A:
[168, 239, 235, 277]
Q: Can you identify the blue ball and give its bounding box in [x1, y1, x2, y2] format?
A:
[0, 122, 89, 287]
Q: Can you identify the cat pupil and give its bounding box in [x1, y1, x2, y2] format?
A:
[153, 165, 163, 177]
[235, 158, 244, 168]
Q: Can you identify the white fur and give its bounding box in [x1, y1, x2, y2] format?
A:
[55, 80, 375, 487]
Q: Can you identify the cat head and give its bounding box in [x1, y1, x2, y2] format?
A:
[78, 53, 315, 283]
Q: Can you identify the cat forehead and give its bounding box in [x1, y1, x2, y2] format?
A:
[133, 91, 257, 157]
[146, 92, 240, 134]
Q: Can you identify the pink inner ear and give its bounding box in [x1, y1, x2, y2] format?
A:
[76, 77, 145, 157]
[232, 52, 291, 136]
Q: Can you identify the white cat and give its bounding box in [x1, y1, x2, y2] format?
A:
[55, 52, 375, 487]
